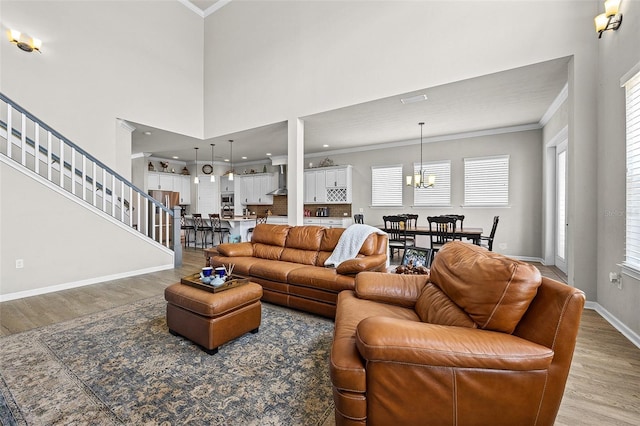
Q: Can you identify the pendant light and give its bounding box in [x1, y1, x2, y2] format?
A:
[406, 122, 435, 188]
[194, 147, 199, 184]
[228, 139, 234, 181]
[210, 143, 216, 183]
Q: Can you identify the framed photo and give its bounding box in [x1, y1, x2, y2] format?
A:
[401, 247, 432, 268]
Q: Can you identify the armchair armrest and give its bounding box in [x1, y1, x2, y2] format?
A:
[336, 254, 388, 275]
[356, 316, 553, 371]
[217, 242, 254, 257]
[355, 271, 428, 308]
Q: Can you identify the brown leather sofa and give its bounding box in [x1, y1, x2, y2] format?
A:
[330, 241, 585, 425]
[205, 223, 388, 318]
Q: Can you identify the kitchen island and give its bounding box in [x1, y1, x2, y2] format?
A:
[187, 215, 353, 243]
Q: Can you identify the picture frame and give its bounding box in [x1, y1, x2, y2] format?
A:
[401, 247, 433, 268]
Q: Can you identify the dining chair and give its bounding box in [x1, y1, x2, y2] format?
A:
[180, 212, 195, 248]
[383, 215, 414, 260]
[404, 214, 418, 246]
[209, 213, 231, 245]
[446, 214, 465, 240]
[192, 213, 210, 248]
[247, 214, 268, 241]
[354, 214, 364, 224]
[427, 215, 457, 266]
[480, 216, 500, 251]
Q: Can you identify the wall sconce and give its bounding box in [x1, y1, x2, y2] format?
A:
[8, 29, 42, 53]
[595, 0, 623, 38]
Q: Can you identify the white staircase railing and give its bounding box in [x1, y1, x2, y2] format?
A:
[0, 93, 182, 266]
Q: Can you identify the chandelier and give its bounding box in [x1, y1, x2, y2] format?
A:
[406, 122, 435, 188]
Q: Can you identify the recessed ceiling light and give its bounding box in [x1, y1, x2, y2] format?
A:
[241, 156, 247, 159]
[143, 131, 152, 135]
[266, 153, 272, 156]
[224, 158, 229, 162]
[323, 144, 329, 148]
[400, 94, 428, 104]
[172, 156, 179, 159]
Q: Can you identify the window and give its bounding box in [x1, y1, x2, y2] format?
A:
[624, 69, 640, 272]
[371, 164, 403, 207]
[464, 155, 509, 206]
[413, 160, 451, 206]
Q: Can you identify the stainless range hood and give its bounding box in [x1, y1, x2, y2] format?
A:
[267, 164, 287, 195]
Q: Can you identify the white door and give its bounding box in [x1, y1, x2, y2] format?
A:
[555, 142, 568, 274]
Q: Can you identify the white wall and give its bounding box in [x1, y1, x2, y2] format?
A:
[0, 162, 174, 298]
[321, 129, 543, 258]
[596, 0, 640, 335]
[0, 1, 204, 296]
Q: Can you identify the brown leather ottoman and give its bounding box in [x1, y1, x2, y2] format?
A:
[164, 281, 262, 354]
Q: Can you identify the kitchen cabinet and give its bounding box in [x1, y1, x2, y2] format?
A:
[147, 172, 191, 204]
[236, 173, 277, 205]
[304, 170, 327, 203]
[303, 217, 353, 228]
[220, 175, 234, 193]
[304, 165, 352, 204]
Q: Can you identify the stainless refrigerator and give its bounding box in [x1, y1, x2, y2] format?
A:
[149, 190, 180, 242]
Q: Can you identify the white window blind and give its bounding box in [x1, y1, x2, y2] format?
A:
[464, 155, 509, 206]
[414, 160, 451, 206]
[371, 164, 403, 207]
[624, 70, 640, 271]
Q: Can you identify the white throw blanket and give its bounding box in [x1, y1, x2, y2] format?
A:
[324, 224, 387, 267]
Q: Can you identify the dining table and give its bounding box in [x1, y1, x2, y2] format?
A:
[376, 225, 484, 245]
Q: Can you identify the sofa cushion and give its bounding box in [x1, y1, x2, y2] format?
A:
[288, 266, 355, 293]
[252, 224, 290, 246]
[317, 228, 345, 266]
[210, 255, 257, 276]
[415, 283, 477, 329]
[250, 259, 307, 282]
[429, 242, 542, 334]
[280, 226, 324, 265]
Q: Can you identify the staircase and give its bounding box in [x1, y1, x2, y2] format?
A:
[0, 93, 182, 266]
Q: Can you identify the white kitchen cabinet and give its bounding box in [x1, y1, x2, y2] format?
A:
[303, 217, 352, 228]
[237, 173, 277, 205]
[220, 175, 234, 193]
[304, 169, 327, 203]
[304, 165, 352, 204]
[175, 175, 191, 204]
[147, 172, 191, 204]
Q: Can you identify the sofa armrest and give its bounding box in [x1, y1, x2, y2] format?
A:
[355, 316, 553, 370]
[355, 271, 428, 308]
[217, 242, 254, 257]
[336, 254, 388, 275]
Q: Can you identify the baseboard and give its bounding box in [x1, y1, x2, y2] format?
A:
[0, 263, 174, 302]
[585, 301, 640, 349]
[509, 255, 544, 263]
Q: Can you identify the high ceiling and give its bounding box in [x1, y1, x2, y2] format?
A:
[131, 55, 569, 165]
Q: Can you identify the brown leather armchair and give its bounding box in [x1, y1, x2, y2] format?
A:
[330, 242, 585, 425]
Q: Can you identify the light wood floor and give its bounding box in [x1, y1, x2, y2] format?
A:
[1, 250, 639, 424]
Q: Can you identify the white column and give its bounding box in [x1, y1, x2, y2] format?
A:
[288, 118, 304, 226]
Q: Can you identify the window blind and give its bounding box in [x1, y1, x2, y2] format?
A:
[414, 160, 451, 206]
[625, 71, 640, 270]
[464, 155, 509, 206]
[371, 165, 403, 207]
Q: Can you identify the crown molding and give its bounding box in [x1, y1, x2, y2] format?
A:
[304, 123, 542, 159]
[177, 0, 232, 18]
[204, 0, 233, 17]
[539, 83, 568, 127]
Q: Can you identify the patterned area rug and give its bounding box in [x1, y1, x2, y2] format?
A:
[0, 297, 335, 425]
